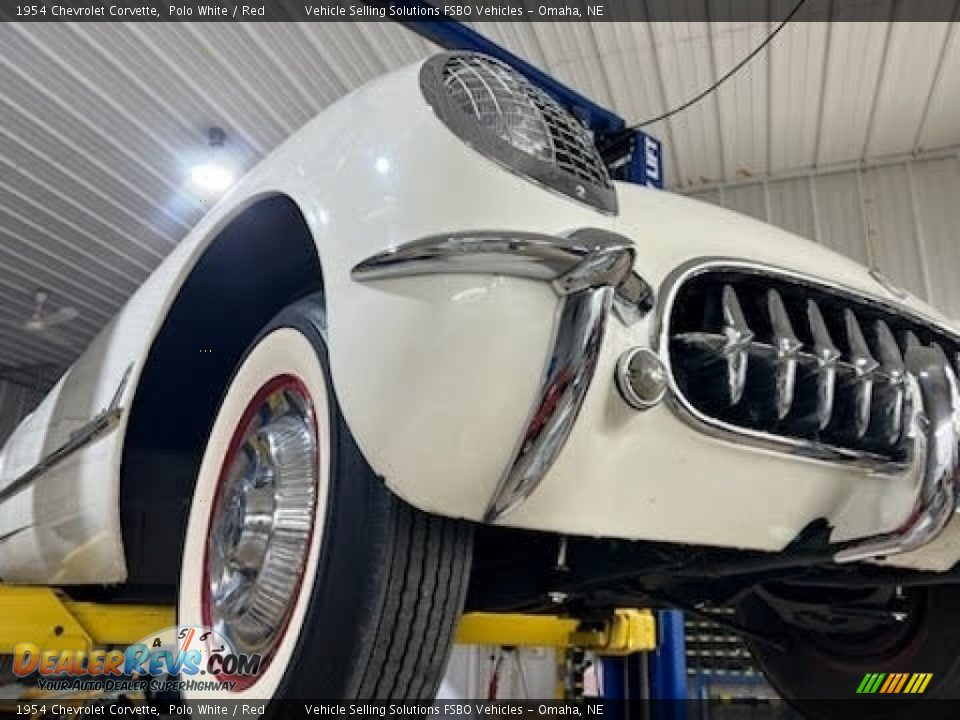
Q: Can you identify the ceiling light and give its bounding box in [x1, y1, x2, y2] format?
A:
[189, 163, 235, 194]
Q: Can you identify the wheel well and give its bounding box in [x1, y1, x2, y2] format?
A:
[120, 194, 323, 594]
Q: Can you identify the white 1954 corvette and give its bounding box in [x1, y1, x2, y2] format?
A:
[3, 52, 960, 712]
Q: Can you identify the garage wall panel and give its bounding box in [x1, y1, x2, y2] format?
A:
[0, 379, 43, 447]
[811, 170, 870, 265]
[911, 157, 960, 319]
[768, 177, 816, 240]
[861, 163, 928, 299]
[681, 155, 960, 321]
[723, 183, 767, 221]
[686, 188, 722, 207]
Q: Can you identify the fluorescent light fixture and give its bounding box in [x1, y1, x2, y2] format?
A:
[189, 163, 235, 194]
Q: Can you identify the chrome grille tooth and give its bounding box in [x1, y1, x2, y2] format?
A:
[929, 341, 960, 428]
[930, 341, 950, 368]
[872, 320, 905, 445]
[897, 330, 921, 445]
[767, 289, 802, 419]
[874, 320, 904, 370]
[806, 299, 841, 430]
[903, 330, 921, 353]
[842, 309, 879, 439]
[721, 285, 753, 406]
[671, 331, 730, 368]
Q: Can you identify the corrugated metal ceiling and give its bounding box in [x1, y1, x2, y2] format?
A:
[0, 17, 958, 386]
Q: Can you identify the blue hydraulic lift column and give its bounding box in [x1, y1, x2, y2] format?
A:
[649, 609, 689, 719]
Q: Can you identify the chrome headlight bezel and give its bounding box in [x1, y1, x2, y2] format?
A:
[420, 52, 617, 214]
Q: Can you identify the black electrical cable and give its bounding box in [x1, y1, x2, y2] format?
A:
[601, 0, 810, 150]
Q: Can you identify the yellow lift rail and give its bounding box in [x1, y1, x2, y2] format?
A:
[0, 586, 174, 654]
[455, 608, 656, 655]
[0, 585, 654, 657]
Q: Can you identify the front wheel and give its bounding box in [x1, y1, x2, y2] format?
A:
[738, 583, 960, 718]
[178, 294, 472, 703]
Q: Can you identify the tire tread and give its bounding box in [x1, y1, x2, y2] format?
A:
[357, 502, 471, 700]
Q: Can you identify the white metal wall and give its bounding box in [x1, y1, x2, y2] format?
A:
[0, 378, 43, 446]
[684, 153, 960, 322]
[440, 646, 558, 700]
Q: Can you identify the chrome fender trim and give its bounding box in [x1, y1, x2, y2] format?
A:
[0, 363, 133, 504]
[835, 346, 960, 563]
[352, 229, 636, 521]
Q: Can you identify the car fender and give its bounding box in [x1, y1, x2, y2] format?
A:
[0, 60, 606, 583]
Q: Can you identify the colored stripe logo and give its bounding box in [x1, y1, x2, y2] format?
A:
[857, 672, 933, 694]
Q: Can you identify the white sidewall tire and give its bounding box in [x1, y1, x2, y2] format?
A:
[179, 327, 331, 701]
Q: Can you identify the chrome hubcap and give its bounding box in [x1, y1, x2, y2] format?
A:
[205, 378, 318, 657]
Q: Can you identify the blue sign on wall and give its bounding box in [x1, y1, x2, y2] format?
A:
[640, 132, 663, 189]
[612, 130, 664, 189]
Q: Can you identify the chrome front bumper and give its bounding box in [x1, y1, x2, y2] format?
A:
[354, 231, 960, 564]
[834, 346, 960, 562]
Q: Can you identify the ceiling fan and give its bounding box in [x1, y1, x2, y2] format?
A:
[25, 290, 79, 332]
[1, 290, 80, 347]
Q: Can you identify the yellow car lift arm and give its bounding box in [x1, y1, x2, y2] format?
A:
[0, 586, 174, 654]
[455, 609, 655, 655]
[0, 586, 654, 657]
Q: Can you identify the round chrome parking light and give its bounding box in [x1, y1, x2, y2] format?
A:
[616, 347, 668, 410]
[203, 375, 319, 660]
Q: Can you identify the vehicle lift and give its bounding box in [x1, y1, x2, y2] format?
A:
[0, 5, 684, 712]
[0, 587, 658, 700]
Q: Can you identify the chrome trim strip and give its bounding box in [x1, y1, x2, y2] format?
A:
[612, 271, 655, 326]
[656, 258, 960, 471]
[0, 363, 132, 504]
[353, 229, 635, 521]
[834, 346, 960, 562]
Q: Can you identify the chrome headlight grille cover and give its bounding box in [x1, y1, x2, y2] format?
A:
[661, 260, 960, 468]
[420, 52, 616, 214]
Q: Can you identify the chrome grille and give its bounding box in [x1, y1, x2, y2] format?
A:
[440, 54, 613, 193]
[664, 264, 960, 465]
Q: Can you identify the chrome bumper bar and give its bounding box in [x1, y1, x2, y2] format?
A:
[352, 228, 638, 521]
[835, 345, 960, 563]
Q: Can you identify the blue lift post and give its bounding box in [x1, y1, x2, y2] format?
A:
[649, 609, 689, 719]
[397, 2, 677, 706]
[599, 653, 652, 720]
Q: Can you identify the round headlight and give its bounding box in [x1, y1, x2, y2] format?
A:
[420, 52, 617, 214]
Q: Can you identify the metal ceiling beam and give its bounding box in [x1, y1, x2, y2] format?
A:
[912, 5, 959, 154]
[680, 144, 960, 193]
[859, 8, 897, 161]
